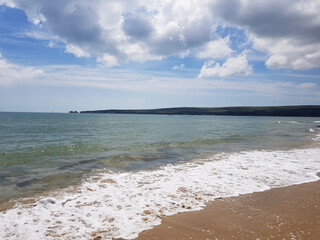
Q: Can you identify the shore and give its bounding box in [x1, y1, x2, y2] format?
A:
[136, 177, 320, 240]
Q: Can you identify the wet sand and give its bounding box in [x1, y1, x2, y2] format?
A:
[137, 179, 320, 240]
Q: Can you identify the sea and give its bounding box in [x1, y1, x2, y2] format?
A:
[0, 112, 320, 239]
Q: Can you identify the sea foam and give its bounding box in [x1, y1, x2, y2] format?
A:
[1, 144, 320, 239]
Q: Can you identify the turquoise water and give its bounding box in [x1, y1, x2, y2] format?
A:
[0, 112, 319, 203]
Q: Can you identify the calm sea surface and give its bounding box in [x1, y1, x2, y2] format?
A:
[0, 112, 318, 203]
[1, 112, 320, 239]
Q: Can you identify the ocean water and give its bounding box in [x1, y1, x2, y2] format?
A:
[0, 112, 320, 239]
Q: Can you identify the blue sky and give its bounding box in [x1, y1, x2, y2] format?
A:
[0, 0, 320, 112]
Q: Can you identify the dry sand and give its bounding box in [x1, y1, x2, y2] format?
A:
[136, 179, 320, 240]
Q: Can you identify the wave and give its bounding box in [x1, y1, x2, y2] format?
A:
[273, 121, 303, 124]
[274, 120, 320, 124]
[1, 142, 320, 239]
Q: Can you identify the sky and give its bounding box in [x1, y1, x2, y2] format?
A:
[0, 0, 320, 112]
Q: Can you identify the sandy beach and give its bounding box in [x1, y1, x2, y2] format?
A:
[137, 177, 320, 240]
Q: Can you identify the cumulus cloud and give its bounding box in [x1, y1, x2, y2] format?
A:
[1, 0, 215, 66]
[0, 53, 43, 86]
[122, 14, 153, 40]
[196, 37, 232, 59]
[2, 0, 320, 70]
[198, 52, 252, 78]
[209, 0, 320, 70]
[253, 37, 320, 70]
[65, 44, 90, 58]
[97, 54, 118, 68]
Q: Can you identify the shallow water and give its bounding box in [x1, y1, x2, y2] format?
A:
[0, 112, 318, 203]
[0, 112, 319, 239]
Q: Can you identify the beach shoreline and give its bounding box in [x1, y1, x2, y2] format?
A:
[136, 176, 320, 240]
[1, 150, 320, 240]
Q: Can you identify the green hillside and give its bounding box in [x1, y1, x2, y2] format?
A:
[79, 105, 320, 117]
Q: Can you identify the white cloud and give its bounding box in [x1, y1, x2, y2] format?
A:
[31, 13, 45, 26]
[97, 54, 118, 68]
[209, 0, 320, 70]
[172, 64, 185, 70]
[297, 83, 317, 89]
[0, 53, 43, 86]
[198, 52, 252, 78]
[47, 41, 55, 48]
[179, 50, 190, 59]
[196, 37, 232, 59]
[2, 0, 320, 71]
[252, 37, 320, 70]
[0, 0, 14, 8]
[1, 0, 216, 65]
[0, 58, 318, 103]
[21, 64, 319, 100]
[65, 44, 90, 58]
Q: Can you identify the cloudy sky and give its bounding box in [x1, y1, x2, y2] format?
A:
[0, 0, 320, 112]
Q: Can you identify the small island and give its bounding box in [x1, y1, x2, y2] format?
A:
[80, 105, 320, 117]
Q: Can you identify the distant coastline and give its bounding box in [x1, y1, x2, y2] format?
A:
[79, 105, 320, 117]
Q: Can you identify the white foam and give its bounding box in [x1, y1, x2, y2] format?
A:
[313, 132, 320, 141]
[1, 147, 320, 239]
[278, 121, 302, 124]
